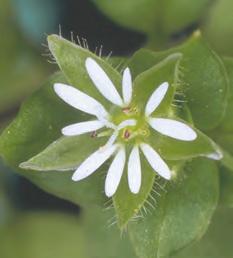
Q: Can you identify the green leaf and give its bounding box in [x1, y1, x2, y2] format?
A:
[219, 167, 233, 208]
[92, 0, 160, 34]
[47, 34, 122, 111]
[172, 207, 233, 258]
[132, 53, 181, 114]
[0, 73, 106, 207]
[127, 49, 223, 161]
[113, 157, 156, 229]
[128, 33, 229, 131]
[218, 57, 233, 132]
[152, 125, 222, 161]
[112, 55, 181, 229]
[178, 32, 228, 131]
[20, 135, 106, 171]
[92, 0, 211, 37]
[159, 0, 212, 37]
[112, 53, 220, 228]
[128, 158, 219, 258]
[203, 0, 233, 56]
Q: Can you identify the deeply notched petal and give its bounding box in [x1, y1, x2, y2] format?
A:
[122, 67, 132, 105]
[85, 58, 123, 106]
[54, 83, 108, 118]
[72, 144, 118, 181]
[145, 82, 169, 116]
[105, 146, 126, 197]
[140, 143, 171, 180]
[128, 146, 141, 194]
[62, 120, 104, 136]
[149, 118, 197, 141]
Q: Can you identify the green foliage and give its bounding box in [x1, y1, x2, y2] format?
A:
[0, 73, 106, 207]
[0, 32, 232, 257]
[172, 207, 233, 258]
[128, 33, 229, 131]
[128, 158, 219, 258]
[203, 0, 233, 56]
[47, 35, 122, 110]
[0, 210, 136, 258]
[92, 0, 212, 37]
[0, 0, 49, 115]
[1, 0, 233, 256]
[208, 57, 233, 207]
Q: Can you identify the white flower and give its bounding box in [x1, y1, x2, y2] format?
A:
[54, 57, 197, 197]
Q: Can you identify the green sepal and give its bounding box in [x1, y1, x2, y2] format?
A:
[127, 32, 229, 131]
[20, 135, 106, 171]
[47, 35, 122, 111]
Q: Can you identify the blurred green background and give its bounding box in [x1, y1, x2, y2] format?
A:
[1, 0, 233, 257]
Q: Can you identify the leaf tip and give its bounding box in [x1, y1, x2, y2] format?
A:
[19, 160, 41, 171]
[47, 34, 62, 54]
[19, 161, 30, 169]
[192, 30, 202, 39]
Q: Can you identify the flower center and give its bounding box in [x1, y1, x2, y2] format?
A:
[123, 129, 131, 139]
[104, 105, 151, 144]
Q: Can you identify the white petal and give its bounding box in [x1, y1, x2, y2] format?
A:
[149, 118, 197, 141]
[62, 120, 104, 136]
[205, 151, 223, 160]
[140, 143, 171, 180]
[128, 146, 141, 194]
[145, 82, 169, 116]
[72, 144, 117, 181]
[54, 83, 108, 118]
[104, 131, 119, 148]
[105, 147, 126, 197]
[85, 58, 123, 106]
[122, 67, 132, 105]
[117, 119, 137, 130]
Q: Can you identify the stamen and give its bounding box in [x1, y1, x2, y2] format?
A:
[124, 129, 131, 139]
[122, 107, 131, 114]
[90, 131, 98, 138]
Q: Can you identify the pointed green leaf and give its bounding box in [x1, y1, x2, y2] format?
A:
[112, 52, 221, 228]
[132, 53, 182, 115]
[128, 51, 222, 160]
[150, 123, 222, 161]
[0, 73, 106, 207]
[113, 157, 156, 229]
[47, 35, 122, 110]
[128, 33, 229, 131]
[20, 135, 106, 171]
[128, 158, 219, 258]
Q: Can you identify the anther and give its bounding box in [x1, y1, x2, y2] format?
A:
[122, 107, 131, 114]
[90, 131, 98, 138]
[124, 129, 131, 139]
